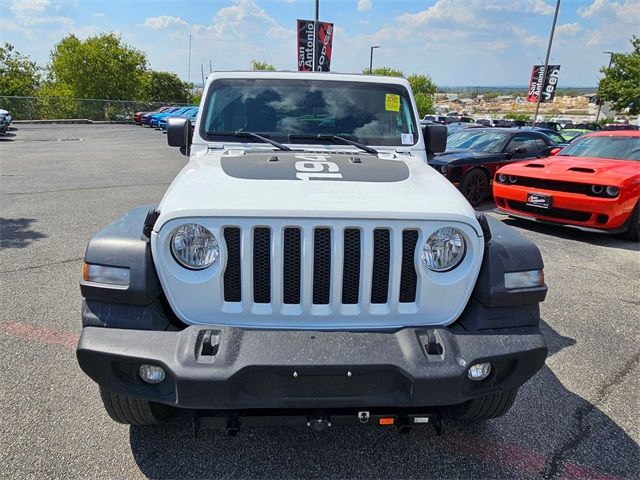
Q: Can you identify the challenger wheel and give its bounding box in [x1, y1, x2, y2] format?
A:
[459, 169, 489, 207]
[445, 389, 519, 421]
[99, 388, 176, 425]
[621, 202, 639, 242]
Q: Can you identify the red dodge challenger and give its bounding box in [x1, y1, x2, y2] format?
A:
[493, 131, 640, 240]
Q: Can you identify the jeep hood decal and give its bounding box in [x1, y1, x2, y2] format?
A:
[220, 152, 410, 182]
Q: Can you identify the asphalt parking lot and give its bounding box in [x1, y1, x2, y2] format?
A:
[0, 124, 638, 479]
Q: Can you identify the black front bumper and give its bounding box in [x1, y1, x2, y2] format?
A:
[77, 325, 547, 410]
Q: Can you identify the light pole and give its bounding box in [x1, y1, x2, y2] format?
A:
[595, 51, 615, 122]
[369, 45, 380, 75]
[534, 0, 561, 124]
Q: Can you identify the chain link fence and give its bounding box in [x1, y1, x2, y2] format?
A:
[0, 96, 189, 121]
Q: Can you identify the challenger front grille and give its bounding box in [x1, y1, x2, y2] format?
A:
[221, 224, 420, 312]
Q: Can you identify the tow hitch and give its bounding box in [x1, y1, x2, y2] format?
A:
[192, 409, 443, 437]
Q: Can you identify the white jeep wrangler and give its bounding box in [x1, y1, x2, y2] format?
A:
[77, 72, 547, 432]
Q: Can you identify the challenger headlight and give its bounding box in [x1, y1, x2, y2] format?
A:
[171, 224, 219, 270]
[421, 227, 466, 272]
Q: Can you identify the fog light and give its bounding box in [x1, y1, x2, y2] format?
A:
[139, 364, 165, 384]
[468, 362, 492, 381]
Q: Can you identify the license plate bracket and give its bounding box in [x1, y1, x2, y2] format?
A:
[526, 193, 552, 209]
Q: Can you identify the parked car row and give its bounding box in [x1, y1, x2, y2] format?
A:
[133, 105, 199, 130]
[429, 127, 639, 240]
[0, 108, 12, 134]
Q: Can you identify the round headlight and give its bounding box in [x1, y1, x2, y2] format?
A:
[440, 165, 448, 174]
[591, 185, 603, 195]
[508, 175, 518, 183]
[171, 224, 219, 270]
[605, 186, 619, 197]
[497, 173, 507, 183]
[421, 227, 466, 272]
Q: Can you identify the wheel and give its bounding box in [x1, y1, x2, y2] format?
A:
[445, 389, 519, 421]
[620, 202, 639, 242]
[99, 388, 175, 425]
[459, 169, 489, 207]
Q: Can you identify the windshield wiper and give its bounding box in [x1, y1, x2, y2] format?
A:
[288, 134, 378, 155]
[205, 130, 291, 151]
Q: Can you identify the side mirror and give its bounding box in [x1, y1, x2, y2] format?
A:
[513, 146, 527, 154]
[549, 147, 562, 156]
[167, 117, 192, 156]
[423, 124, 447, 159]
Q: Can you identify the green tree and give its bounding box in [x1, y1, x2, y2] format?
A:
[0, 43, 41, 96]
[48, 33, 148, 100]
[143, 71, 191, 103]
[407, 74, 437, 117]
[250, 60, 276, 71]
[505, 112, 531, 122]
[598, 36, 640, 115]
[365, 66, 404, 77]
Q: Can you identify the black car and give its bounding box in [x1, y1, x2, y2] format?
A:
[429, 128, 557, 206]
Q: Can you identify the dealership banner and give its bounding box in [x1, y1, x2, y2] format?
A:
[527, 65, 561, 103]
[297, 19, 334, 72]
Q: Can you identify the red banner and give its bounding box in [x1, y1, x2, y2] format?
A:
[297, 19, 334, 72]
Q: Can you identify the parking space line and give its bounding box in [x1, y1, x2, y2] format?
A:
[0, 320, 79, 349]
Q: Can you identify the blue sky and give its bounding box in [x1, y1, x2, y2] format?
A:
[1, 0, 638, 86]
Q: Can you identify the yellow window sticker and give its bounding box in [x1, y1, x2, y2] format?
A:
[385, 93, 400, 112]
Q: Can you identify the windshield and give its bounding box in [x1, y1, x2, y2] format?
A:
[447, 130, 508, 153]
[559, 135, 640, 161]
[200, 79, 418, 146]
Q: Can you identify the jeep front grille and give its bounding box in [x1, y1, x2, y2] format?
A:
[221, 225, 420, 312]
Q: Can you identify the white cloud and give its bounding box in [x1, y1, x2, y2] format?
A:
[140, 15, 188, 30]
[556, 22, 583, 37]
[92, 12, 105, 18]
[10, 0, 50, 14]
[397, 0, 476, 27]
[357, 0, 372, 12]
[579, 0, 640, 20]
[524, 0, 555, 15]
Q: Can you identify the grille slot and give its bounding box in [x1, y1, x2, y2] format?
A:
[283, 228, 301, 304]
[253, 227, 271, 303]
[313, 228, 332, 305]
[371, 229, 391, 304]
[399, 230, 419, 303]
[223, 227, 241, 302]
[342, 228, 361, 304]
[221, 224, 421, 313]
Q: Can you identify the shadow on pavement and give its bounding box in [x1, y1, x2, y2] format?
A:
[0, 217, 47, 249]
[128, 320, 639, 479]
[0, 132, 16, 141]
[499, 216, 638, 252]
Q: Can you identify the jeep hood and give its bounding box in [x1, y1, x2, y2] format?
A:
[156, 149, 480, 233]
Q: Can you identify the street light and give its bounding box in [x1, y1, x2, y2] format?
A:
[534, 0, 561, 123]
[369, 46, 380, 75]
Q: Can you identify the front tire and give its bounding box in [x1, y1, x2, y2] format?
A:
[446, 389, 519, 421]
[621, 202, 639, 242]
[99, 388, 176, 425]
[459, 169, 490, 207]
